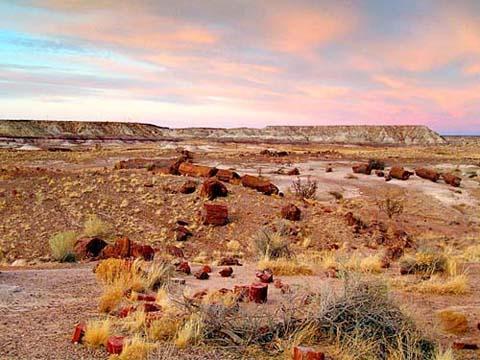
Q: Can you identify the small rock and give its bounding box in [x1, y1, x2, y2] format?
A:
[219, 267, 233, 277]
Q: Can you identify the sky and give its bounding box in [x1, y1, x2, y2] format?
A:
[0, 1, 479, 134]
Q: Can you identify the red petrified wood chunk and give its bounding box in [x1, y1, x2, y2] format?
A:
[106, 336, 125, 355]
[281, 204, 301, 221]
[218, 257, 242, 266]
[175, 225, 192, 241]
[179, 180, 197, 194]
[200, 178, 228, 200]
[248, 283, 268, 303]
[137, 293, 156, 302]
[194, 270, 210, 280]
[219, 267, 233, 277]
[389, 166, 413, 180]
[143, 302, 161, 313]
[71, 322, 86, 344]
[130, 244, 155, 261]
[415, 168, 440, 182]
[202, 265, 212, 273]
[292, 346, 325, 360]
[202, 203, 228, 226]
[452, 342, 479, 350]
[74, 237, 107, 259]
[118, 305, 136, 318]
[176, 261, 191, 275]
[256, 269, 273, 283]
[442, 173, 462, 187]
[352, 163, 372, 175]
[241, 174, 279, 195]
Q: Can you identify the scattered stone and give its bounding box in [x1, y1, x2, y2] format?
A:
[202, 203, 229, 226]
[260, 149, 288, 157]
[176, 261, 191, 275]
[292, 346, 325, 360]
[200, 178, 228, 200]
[194, 270, 209, 280]
[175, 225, 192, 241]
[216, 169, 241, 184]
[178, 162, 217, 177]
[287, 168, 300, 176]
[219, 267, 233, 277]
[437, 310, 468, 334]
[273, 279, 284, 289]
[325, 166, 333, 173]
[248, 283, 268, 303]
[101, 237, 131, 259]
[202, 265, 212, 273]
[241, 174, 279, 195]
[106, 336, 125, 355]
[352, 163, 372, 175]
[415, 168, 440, 182]
[281, 204, 301, 221]
[179, 180, 197, 194]
[170, 278, 186, 285]
[452, 342, 478, 350]
[389, 166, 413, 180]
[71, 322, 86, 344]
[218, 257, 243, 266]
[442, 173, 462, 187]
[130, 244, 155, 261]
[375, 170, 385, 177]
[256, 269, 273, 283]
[74, 237, 108, 259]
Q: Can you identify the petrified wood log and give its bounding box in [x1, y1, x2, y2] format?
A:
[178, 162, 217, 177]
[241, 174, 279, 195]
[389, 166, 413, 180]
[352, 163, 372, 175]
[106, 336, 125, 355]
[415, 168, 440, 182]
[179, 180, 197, 194]
[442, 173, 462, 187]
[248, 283, 268, 303]
[216, 169, 241, 184]
[292, 346, 325, 360]
[200, 178, 228, 200]
[219, 267, 233, 277]
[281, 204, 301, 221]
[74, 237, 108, 259]
[202, 203, 228, 226]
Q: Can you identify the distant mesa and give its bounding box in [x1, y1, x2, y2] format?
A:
[0, 119, 447, 145]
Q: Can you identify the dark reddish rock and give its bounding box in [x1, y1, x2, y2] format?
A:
[368, 159, 386, 170]
[256, 269, 273, 283]
[216, 169, 241, 184]
[352, 163, 372, 175]
[385, 174, 392, 182]
[118, 305, 136, 318]
[452, 342, 479, 350]
[281, 204, 301, 221]
[248, 283, 268, 303]
[287, 168, 300, 176]
[175, 225, 192, 241]
[166, 245, 184, 258]
[218, 257, 243, 266]
[202, 203, 228, 226]
[292, 346, 325, 360]
[442, 173, 462, 187]
[179, 180, 197, 194]
[106, 336, 125, 355]
[241, 174, 279, 195]
[176, 261, 191, 275]
[137, 293, 156, 302]
[201, 265, 212, 273]
[415, 168, 440, 182]
[219, 267, 233, 277]
[325, 166, 333, 173]
[143, 302, 161, 313]
[200, 178, 228, 200]
[74, 237, 107, 259]
[375, 170, 385, 177]
[101, 237, 131, 259]
[178, 162, 217, 177]
[194, 270, 210, 280]
[130, 244, 155, 261]
[71, 322, 86, 344]
[389, 166, 413, 180]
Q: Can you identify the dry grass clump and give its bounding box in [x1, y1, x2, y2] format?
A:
[318, 279, 435, 359]
[175, 314, 203, 349]
[99, 283, 124, 313]
[252, 222, 293, 259]
[258, 258, 313, 276]
[114, 336, 156, 360]
[48, 231, 77, 262]
[83, 214, 112, 238]
[399, 251, 450, 275]
[84, 319, 111, 348]
[148, 315, 181, 341]
[434, 348, 454, 360]
[436, 310, 468, 334]
[462, 244, 480, 262]
[291, 176, 317, 199]
[344, 254, 384, 274]
[122, 310, 147, 334]
[377, 192, 404, 220]
[409, 274, 468, 295]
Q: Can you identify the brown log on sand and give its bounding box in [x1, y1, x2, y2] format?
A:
[241, 174, 279, 195]
[442, 173, 462, 187]
[415, 168, 440, 182]
[178, 162, 218, 177]
[389, 166, 413, 180]
[352, 163, 372, 175]
[216, 169, 241, 184]
[202, 203, 228, 226]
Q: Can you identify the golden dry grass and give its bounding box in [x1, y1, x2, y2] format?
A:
[84, 319, 110, 348]
[174, 314, 203, 349]
[257, 258, 313, 276]
[48, 231, 77, 262]
[409, 275, 469, 295]
[83, 214, 112, 238]
[114, 336, 156, 360]
[98, 283, 124, 313]
[148, 315, 181, 341]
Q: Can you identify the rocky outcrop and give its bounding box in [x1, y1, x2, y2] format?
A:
[0, 120, 447, 145]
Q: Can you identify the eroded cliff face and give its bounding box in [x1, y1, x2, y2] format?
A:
[0, 120, 446, 145]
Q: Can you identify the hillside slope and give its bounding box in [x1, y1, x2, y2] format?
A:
[0, 120, 446, 145]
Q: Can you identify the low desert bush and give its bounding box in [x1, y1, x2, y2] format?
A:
[83, 214, 112, 238]
[258, 258, 313, 276]
[344, 254, 384, 274]
[175, 314, 203, 348]
[148, 315, 181, 341]
[122, 310, 147, 334]
[84, 319, 110, 348]
[116, 336, 156, 360]
[253, 227, 291, 260]
[409, 274, 468, 295]
[49, 231, 77, 262]
[377, 191, 405, 220]
[291, 176, 317, 199]
[399, 251, 449, 275]
[98, 283, 124, 313]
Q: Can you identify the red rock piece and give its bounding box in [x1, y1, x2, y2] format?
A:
[176, 261, 191, 275]
[118, 305, 136, 318]
[200, 178, 228, 200]
[241, 174, 279, 195]
[287, 168, 300, 176]
[452, 342, 479, 350]
[248, 283, 268, 303]
[375, 170, 385, 177]
[325, 167, 333, 173]
[256, 269, 273, 283]
[292, 346, 325, 360]
[415, 168, 440, 182]
[202, 265, 212, 273]
[71, 322, 86, 344]
[194, 270, 209, 280]
[130, 244, 155, 261]
[389, 166, 413, 180]
[352, 163, 372, 175]
[216, 169, 241, 184]
[281, 204, 301, 221]
[166, 245, 184, 258]
[218, 257, 242, 266]
[219, 267, 233, 277]
[107, 336, 125, 355]
[175, 225, 192, 241]
[179, 180, 197, 194]
[178, 162, 217, 177]
[101, 237, 131, 259]
[143, 303, 161, 313]
[137, 293, 156, 302]
[442, 173, 462, 187]
[202, 203, 228, 226]
[233, 285, 250, 301]
[74, 237, 107, 259]
[192, 289, 208, 300]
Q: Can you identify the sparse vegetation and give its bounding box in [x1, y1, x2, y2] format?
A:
[84, 319, 111, 348]
[258, 258, 313, 276]
[377, 191, 405, 219]
[291, 176, 317, 199]
[83, 214, 112, 238]
[48, 231, 77, 262]
[252, 225, 291, 259]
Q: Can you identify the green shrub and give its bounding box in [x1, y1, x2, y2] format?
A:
[83, 214, 111, 238]
[49, 231, 77, 262]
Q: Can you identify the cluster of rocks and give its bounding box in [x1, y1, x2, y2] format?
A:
[74, 236, 155, 261]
